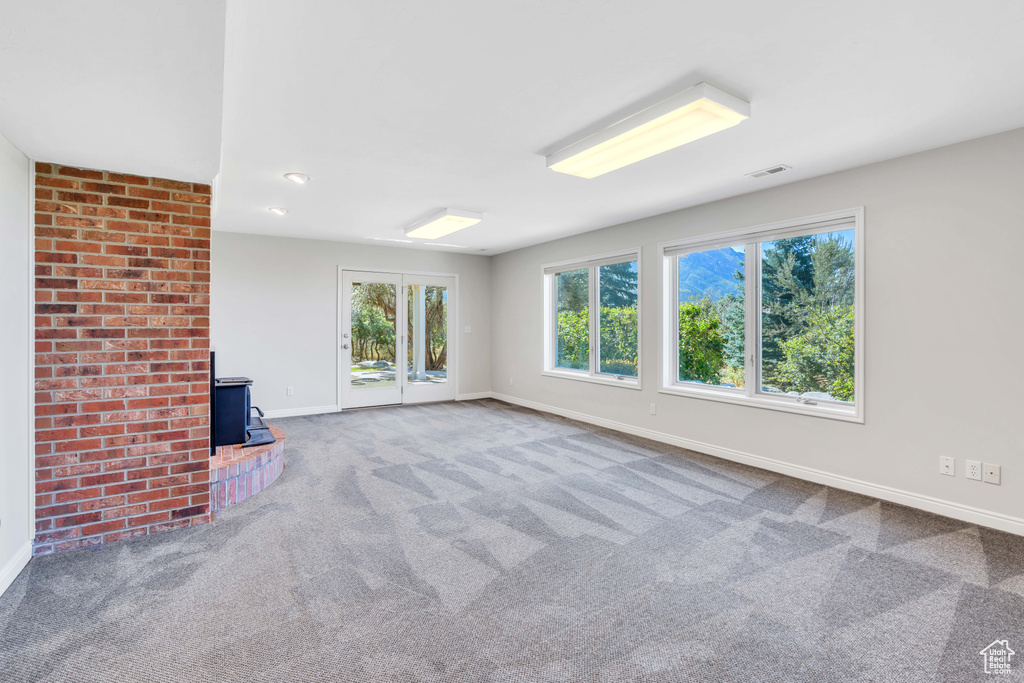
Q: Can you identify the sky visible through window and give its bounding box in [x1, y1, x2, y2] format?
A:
[677, 229, 855, 402]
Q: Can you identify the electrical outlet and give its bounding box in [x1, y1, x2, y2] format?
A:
[286, 386, 294, 396]
[650, 403, 657, 416]
[966, 460, 982, 481]
[983, 464, 1001, 485]
[939, 456, 955, 477]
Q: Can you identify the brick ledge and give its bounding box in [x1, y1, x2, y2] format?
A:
[210, 426, 286, 512]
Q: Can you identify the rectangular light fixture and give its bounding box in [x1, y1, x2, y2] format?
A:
[367, 236, 414, 243]
[546, 82, 750, 179]
[405, 208, 482, 240]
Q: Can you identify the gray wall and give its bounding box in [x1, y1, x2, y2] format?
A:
[210, 232, 492, 412]
[209, 129, 1024, 529]
[490, 128, 1024, 523]
[0, 132, 31, 593]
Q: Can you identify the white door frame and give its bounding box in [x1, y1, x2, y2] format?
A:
[340, 270, 404, 409]
[337, 266, 459, 410]
[402, 274, 457, 405]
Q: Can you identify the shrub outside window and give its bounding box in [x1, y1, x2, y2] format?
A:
[544, 250, 641, 389]
[555, 268, 589, 371]
[662, 209, 863, 422]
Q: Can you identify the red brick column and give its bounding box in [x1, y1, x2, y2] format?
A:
[33, 163, 212, 555]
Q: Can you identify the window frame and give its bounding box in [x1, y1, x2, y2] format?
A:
[542, 247, 642, 390]
[659, 208, 864, 423]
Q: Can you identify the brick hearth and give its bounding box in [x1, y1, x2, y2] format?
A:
[210, 426, 287, 512]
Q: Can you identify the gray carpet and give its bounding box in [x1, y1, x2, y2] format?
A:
[1, 399, 1022, 682]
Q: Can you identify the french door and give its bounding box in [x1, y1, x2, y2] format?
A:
[340, 270, 456, 409]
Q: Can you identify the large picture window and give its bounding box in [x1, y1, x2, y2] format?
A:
[544, 250, 640, 388]
[662, 210, 863, 421]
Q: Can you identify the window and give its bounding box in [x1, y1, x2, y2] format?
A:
[662, 210, 863, 421]
[544, 249, 641, 388]
[555, 268, 589, 371]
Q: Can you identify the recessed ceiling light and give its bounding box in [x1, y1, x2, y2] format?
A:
[284, 172, 310, 184]
[404, 209, 482, 240]
[268, 207, 287, 216]
[423, 243, 468, 249]
[546, 82, 750, 179]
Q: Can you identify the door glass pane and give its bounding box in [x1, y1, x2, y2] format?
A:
[555, 268, 589, 370]
[350, 282, 397, 389]
[407, 284, 448, 385]
[760, 229, 855, 403]
[677, 246, 745, 388]
[598, 260, 638, 377]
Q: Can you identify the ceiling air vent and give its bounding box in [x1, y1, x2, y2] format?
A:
[746, 164, 791, 179]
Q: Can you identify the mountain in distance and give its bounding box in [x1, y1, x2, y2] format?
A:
[678, 247, 744, 301]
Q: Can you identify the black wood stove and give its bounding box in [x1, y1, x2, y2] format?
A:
[210, 352, 276, 449]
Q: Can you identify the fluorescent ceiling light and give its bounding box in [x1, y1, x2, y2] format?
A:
[268, 207, 287, 215]
[546, 82, 750, 179]
[404, 208, 482, 239]
[423, 243, 468, 249]
[284, 172, 310, 184]
[367, 236, 414, 243]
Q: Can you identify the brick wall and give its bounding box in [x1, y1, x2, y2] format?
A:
[33, 163, 212, 555]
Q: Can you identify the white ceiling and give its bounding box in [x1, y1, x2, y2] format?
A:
[2, 1, 1023, 253]
[0, 0, 225, 182]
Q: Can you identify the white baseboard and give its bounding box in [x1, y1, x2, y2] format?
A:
[456, 392, 492, 401]
[0, 540, 31, 598]
[262, 405, 339, 419]
[489, 392, 1024, 537]
[266, 397, 492, 417]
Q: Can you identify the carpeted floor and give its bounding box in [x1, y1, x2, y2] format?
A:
[1, 399, 1022, 682]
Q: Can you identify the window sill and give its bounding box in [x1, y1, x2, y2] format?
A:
[658, 385, 863, 423]
[543, 369, 641, 391]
